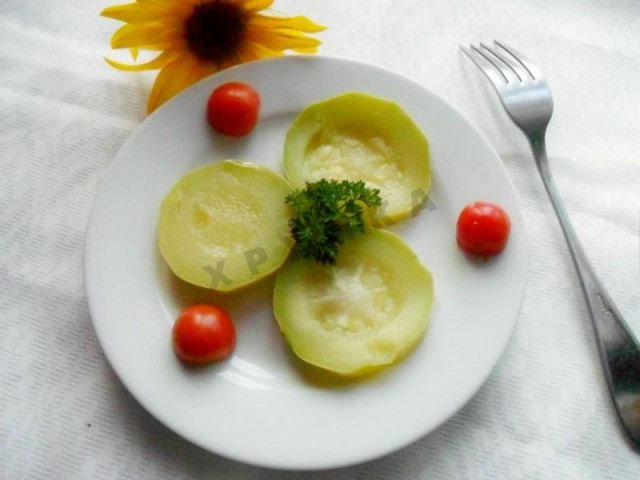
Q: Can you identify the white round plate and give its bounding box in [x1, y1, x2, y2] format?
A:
[85, 56, 527, 470]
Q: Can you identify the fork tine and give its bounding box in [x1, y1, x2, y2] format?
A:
[480, 42, 526, 83]
[460, 45, 509, 88]
[494, 41, 542, 80]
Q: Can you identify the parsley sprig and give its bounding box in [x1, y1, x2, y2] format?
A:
[285, 179, 382, 265]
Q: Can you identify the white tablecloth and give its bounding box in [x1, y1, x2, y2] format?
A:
[2, 0, 640, 478]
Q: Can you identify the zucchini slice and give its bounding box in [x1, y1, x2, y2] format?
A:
[158, 161, 293, 292]
[284, 92, 431, 225]
[273, 229, 433, 376]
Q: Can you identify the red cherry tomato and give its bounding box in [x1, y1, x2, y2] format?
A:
[172, 305, 236, 364]
[206, 82, 260, 137]
[456, 201, 511, 257]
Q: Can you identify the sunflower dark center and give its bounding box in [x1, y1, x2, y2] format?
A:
[184, 1, 247, 64]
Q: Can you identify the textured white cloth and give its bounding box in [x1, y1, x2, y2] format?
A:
[2, 0, 640, 478]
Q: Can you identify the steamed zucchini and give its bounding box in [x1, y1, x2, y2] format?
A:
[158, 161, 293, 291]
[284, 92, 430, 225]
[273, 229, 433, 375]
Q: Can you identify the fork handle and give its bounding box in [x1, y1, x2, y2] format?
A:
[530, 136, 640, 448]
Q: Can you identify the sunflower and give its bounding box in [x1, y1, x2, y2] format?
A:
[101, 0, 326, 113]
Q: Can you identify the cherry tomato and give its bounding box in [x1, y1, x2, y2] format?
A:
[206, 82, 260, 137]
[456, 201, 511, 257]
[172, 305, 236, 364]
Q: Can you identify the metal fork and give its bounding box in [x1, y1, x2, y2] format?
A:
[462, 41, 640, 449]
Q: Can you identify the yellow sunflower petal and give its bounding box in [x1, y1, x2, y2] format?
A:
[240, 0, 275, 13]
[101, 3, 153, 24]
[147, 54, 214, 113]
[290, 46, 319, 54]
[237, 42, 283, 62]
[137, 0, 194, 16]
[110, 23, 177, 49]
[105, 47, 181, 71]
[247, 27, 322, 52]
[251, 15, 326, 33]
[129, 44, 175, 53]
[136, 0, 173, 7]
[192, 60, 216, 81]
[136, 0, 180, 10]
[220, 59, 242, 70]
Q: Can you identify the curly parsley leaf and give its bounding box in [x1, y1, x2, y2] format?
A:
[285, 179, 382, 265]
